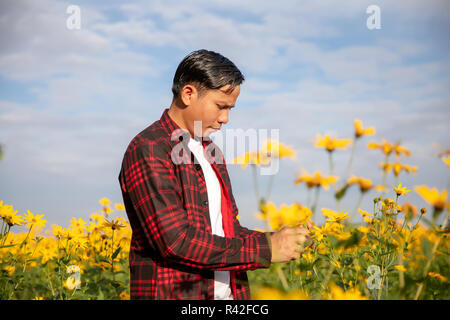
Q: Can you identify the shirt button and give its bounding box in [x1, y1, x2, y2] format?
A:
[195, 164, 202, 170]
[203, 200, 208, 206]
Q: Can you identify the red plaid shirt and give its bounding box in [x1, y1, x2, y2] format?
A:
[118, 108, 272, 300]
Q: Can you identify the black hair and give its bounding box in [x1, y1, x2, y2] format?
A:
[171, 49, 245, 99]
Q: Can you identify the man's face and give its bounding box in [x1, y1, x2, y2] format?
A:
[182, 84, 240, 138]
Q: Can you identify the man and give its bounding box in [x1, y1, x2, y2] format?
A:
[118, 49, 311, 300]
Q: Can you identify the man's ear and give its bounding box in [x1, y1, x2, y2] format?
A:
[180, 84, 198, 107]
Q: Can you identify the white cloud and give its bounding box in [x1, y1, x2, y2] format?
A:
[1, 0, 449, 230]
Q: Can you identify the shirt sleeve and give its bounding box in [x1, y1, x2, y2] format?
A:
[120, 141, 272, 271]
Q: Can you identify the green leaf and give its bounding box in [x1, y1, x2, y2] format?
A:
[334, 185, 350, 200]
[327, 234, 339, 247]
[97, 288, 104, 300]
[112, 247, 121, 260]
[421, 238, 432, 259]
[0, 244, 16, 249]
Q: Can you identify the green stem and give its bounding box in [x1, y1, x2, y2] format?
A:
[381, 154, 389, 193]
[276, 264, 290, 291]
[19, 225, 33, 249]
[311, 187, 321, 219]
[446, 176, 450, 194]
[328, 151, 334, 176]
[321, 265, 335, 295]
[306, 188, 312, 208]
[1, 224, 10, 247]
[252, 164, 261, 211]
[344, 138, 356, 182]
[353, 192, 364, 220]
[111, 229, 115, 282]
[414, 209, 449, 300]
[265, 174, 275, 203]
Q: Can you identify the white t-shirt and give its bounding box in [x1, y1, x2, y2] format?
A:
[187, 137, 233, 300]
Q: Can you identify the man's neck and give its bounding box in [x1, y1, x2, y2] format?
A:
[168, 104, 191, 137]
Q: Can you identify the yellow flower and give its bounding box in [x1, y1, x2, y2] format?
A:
[326, 283, 368, 300]
[232, 151, 270, 168]
[99, 197, 111, 206]
[118, 235, 131, 249]
[358, 208, 372, 219]
[90, 212, 104, 223]
[301, 249, 315, 263]
[23, 210, 47, 229]
[313, 134, 352, 152]
[260, 139, 296, 159]
[402, 164, 418, 174]
[381, 162, 418, 177]
[394, 265, 406, 272]
[4, 265, 15, 276]
[381, 198, 400, 215]
[114, 203, 125, 211]
[69, 217, 86, 230]
[119, 291, 130, 300]
[32, 297, 44, 300]
[252, 287, 284, 300]
[357, 226, 370, 234]
[285, 290, 309, 300]
[256, 202, 272, 221]
[0, 202, 23, 226]
[71, 235, 89, 249]
[257, 202, 312, 230]
[398, 202, 418, 219]
[311, 225, 327, 242]
[414, 185, 448, 211]
[369, 139, 410, 158]
[51, 225, 64, 238]
[347, 175, 380, 193]
[252, 287, 308, 300]
[334, 231, 351, 241]
[322, 208, 350, 223]
[103, 218, 126, 231]
[295, 169, 338, 190]
[393, 141, 411, 158]
[428, 272, 447, 282]
[368, 138, 394, 156]
[442, 156, 450, 167]
[66, 265, 81, 274]
[102, 207, 114, 215]
[280, 203, 312, 227]
[40, 245, 58, 264]
[393, 183, 410, 196]
[354, 119, 375, 138]
[4, 211, 23, 227]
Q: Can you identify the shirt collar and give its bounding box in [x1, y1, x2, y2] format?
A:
[160, 107, 213, 147]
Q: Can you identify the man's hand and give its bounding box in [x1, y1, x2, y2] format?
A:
[268, 224, 312, 263]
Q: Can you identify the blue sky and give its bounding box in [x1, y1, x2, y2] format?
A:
[1, 0, 449, 232]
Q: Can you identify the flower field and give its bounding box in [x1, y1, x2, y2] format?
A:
[1, 119, 449, 300]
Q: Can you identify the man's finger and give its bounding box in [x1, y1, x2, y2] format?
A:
[296, 245, 305, 257]
[296, 226, 310, 235]
[296, 234, 307, 245]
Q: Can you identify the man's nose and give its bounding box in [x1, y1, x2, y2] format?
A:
[218, 110, 229, 124]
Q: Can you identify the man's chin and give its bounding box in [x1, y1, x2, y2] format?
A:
[204, 128, 218, 136]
